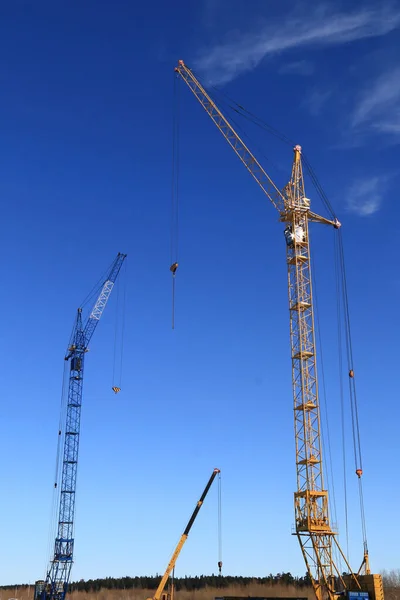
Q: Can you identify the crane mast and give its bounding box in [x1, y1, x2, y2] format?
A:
[35, 252, 127, 600]
[284, 150, 355, 598]
[175, 60, 383, 600]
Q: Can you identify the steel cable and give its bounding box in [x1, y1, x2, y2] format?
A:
[218, 471, 222, 573]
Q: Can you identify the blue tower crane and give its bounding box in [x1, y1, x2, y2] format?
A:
[35, 252, 127, 600]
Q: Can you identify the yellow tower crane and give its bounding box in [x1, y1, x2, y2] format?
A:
[174, 60, 384, 600]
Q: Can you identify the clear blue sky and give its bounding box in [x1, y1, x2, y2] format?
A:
[0, 0, 399, 587]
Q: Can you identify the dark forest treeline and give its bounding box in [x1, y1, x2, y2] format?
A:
[71, 574, 313, 593]
[1, 574, 312, 592]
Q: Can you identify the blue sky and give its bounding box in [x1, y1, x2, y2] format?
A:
[0, 0, 399, 587]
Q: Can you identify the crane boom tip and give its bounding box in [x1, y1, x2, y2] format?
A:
[334, 218, 342, 229]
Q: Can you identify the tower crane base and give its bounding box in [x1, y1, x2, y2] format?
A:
[343, 574, 384, 600]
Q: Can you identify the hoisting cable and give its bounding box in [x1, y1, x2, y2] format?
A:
[111, 259, 127, 394]
[306, 152, 368, 561]
[201, 73, 341, 224]
[194, 68, 342, 223]
[228, 103, 295, 147]
[111, 274, 121, 394]
[302, 155, 337, 221]
[303, 149, 368, 556]
[335, 232, 350, 561]
[118, 259, 128, 392]
[212, 90, 337, 222]
[299, 135, 367, 554]
[217, 100, 287, 177]
[338, 230, 363, 472]
[312, 253, 344, 575]
[311, 255, 339, 538]
[80, 255, 118, 312]
[54, 361, 68, 489]
[194, 67, 343, 227]
[197, 70, 296, 147]
[194, 72, 292, 177]
[358, 476, 368, 569]
[218, 469, 222, 575]
[170, 73, 181, 329]
[190, 72, 288, 181]
[304, 149, 368, 562]
[336, 228, 368, 558]
[45, 355, 69, 575]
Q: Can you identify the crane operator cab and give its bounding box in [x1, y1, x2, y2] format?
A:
[34, 581, 46, 600]
[284, 223, 305, 247]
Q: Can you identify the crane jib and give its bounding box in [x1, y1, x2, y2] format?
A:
[89, 280, 114, 320]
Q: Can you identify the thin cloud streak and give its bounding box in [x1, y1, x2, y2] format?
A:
[345, 177, 385, 216]
[195, 5, 400, 84]
[351, 68, 400, 136]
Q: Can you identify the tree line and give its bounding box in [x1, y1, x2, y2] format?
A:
[0, 573, 312, 593]
[3, 570, 399, 593]
[68, 573, 313, 593]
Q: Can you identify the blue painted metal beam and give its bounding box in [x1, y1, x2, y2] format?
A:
[36, 253, 127, 600]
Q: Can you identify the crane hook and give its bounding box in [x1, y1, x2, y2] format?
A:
[170, 263, 179, 330]
[112, 386, 121, 394]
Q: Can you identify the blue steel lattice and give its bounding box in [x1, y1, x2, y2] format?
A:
[41, 253, 127, 600]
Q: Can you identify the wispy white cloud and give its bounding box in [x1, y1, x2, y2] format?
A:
[195, 5, 400, 84]
[345, 177, 385, 216]
[351, 68, 400, 136]
[278, 60, 314, 76]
